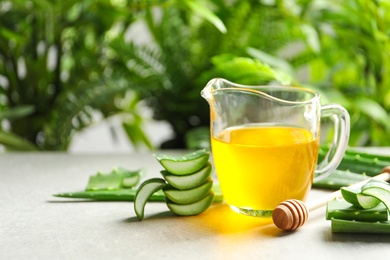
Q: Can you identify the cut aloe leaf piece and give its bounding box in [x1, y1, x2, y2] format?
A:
[211, 183, 223, 203]
[86, 171, 123, 191]
[115, 167, 145, 188]
[332, 219, 390, 234]
[163, 178, 213, 205]
[134, 178, 167, 220]
[341, 186, 381, 209]
[161, 163, 212, 190]
[326, 199, 388, 222]
[85, 167, 144, 191]
[154, 149, 210, 175]
[166, 193, 214, 216]
[361, 180, 390, 211]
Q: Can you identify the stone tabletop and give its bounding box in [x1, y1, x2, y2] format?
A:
[2, 150, 390, 259]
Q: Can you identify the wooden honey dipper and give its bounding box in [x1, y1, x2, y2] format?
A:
[272, 166, 390, 231]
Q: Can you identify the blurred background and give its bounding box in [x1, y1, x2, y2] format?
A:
[1, 0, 390, 153]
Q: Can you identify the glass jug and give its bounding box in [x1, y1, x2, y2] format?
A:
[201, 78, 350, 217]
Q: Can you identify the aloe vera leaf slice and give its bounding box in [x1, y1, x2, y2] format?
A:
[53, 189, 165, 201]
[86, 171, 123, 191]
[326, 200, 388, 221]
[85, 167, 145, 191]
[166, 193, 214, 216]
[312, 170, 370, 190]
[211, 183, 223, 203]
[361, 180, 390, 211]
[341, 187, 381, 209]
[134, 178, 167, 220]
[331, 218, 390, 234]
[154, 149, 210, 175]
[161, 163, 212, 190]
[115, 167, 146, 188]
[163, 178, 213, 205]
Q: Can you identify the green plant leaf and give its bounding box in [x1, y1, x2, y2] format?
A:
[0, 131, 38, 151]
[185, 126, 210, 150]
[354, 97, 390, 131]
[0, 27, 25, 43]
[247, 47, 295, 77]
[0, 106, 35, 121]
[183, 0, 227, 34]
[122, 120, 153, 150]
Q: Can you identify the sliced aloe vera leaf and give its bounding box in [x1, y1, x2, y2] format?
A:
[85, 167, 144, 191]
[115, 167, 145, 188]
[154, 149, 210, 175]
[166, 193, 214, 216]
[361, 180, 390, 211]
[326, 200, 388, 221]
[341, 186, 381, 209]
[53, 189, 165, 201]
[332, 219, 390, 234]
[163, 178, 213, 205]
[211, 183, 223, 203]
[161, 163, 212, 190]
[134, 178, 167, 220]
[86, 171, 123, 191]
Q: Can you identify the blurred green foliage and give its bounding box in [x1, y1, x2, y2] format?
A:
[1, 0, 389, 151]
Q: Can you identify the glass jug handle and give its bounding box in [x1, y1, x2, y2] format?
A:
[314, 104, 350, 181]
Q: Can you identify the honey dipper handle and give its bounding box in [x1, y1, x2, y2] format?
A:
[306, 170, 390, 212]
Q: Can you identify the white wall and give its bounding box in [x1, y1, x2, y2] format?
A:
[68, 117, 173, 153]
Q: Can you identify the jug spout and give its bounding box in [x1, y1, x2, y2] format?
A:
[201, 78, 226, 103]
[201, 78, 215, 103]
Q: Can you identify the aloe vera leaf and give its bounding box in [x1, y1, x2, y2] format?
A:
[163, 178, 213, 205]
[326, 200, 388, 221]
[337, 155, 388, 176]
[319, 146, 390, 176]
[361, 180, 390, 211]
[154, 149, 210, 175]
[134, 178, 167, 220]
[85, 167, 144, 191]
[344, 148, 390, 161]
[319, 145, 390, 162]
[166, 193, 214, 216]
[331, 219, 390, 234]
[341, 187, 381, 209]
[312, 170, 370, 189]
[53, 183, 224, 202]
[53, 189, 165, 201]
[161, 163, 212, 190]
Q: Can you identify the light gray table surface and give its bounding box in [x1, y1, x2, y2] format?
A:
[2, 149, 390, 260]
